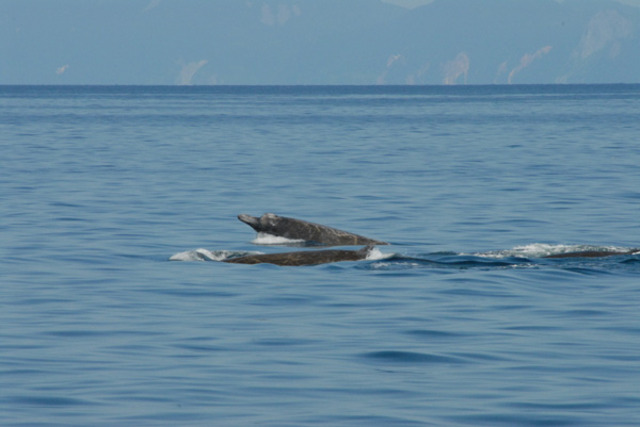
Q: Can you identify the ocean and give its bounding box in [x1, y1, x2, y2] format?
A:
[1, 85, 639, 426]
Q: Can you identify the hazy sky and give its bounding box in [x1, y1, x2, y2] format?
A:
[387, 0, 640, 9]
[2, 0, 639, 85]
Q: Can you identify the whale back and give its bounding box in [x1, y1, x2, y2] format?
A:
[238, 213, 387, 246]
[224, 245, 375, 266]
[544, 249, 638, 259]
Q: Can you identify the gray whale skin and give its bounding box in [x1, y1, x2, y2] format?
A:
[223, 245, 375, 266]
[238, 213, 387, 246]
[544, 249, 638, 258]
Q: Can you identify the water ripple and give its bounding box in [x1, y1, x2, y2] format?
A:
[361, 350, 467, 365]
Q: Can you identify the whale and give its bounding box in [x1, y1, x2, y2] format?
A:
[237, 213, 388, 246]
[544, 249, 638, 259]
[223, 245, 375, 266]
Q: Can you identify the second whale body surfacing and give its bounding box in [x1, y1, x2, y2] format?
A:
[224, 245, 375, 266]
[544, 249, 638, 259]
[238, 213, 388, 246]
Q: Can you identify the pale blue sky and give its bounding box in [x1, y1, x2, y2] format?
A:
[385, 0, 640, 6]
[2, 0, 639, 85]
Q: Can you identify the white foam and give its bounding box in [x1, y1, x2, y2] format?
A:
[252, 232, 305, 246]
[365, 247, 395, 261]
[170, 249, 262, 262]
[170, 248, 219, 262]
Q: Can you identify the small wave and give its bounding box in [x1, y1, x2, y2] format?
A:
[169, 249, 262, 262]
[364, 256, 521, 272]
[252, 232, 306, 246]
[361, 350, 466, 365]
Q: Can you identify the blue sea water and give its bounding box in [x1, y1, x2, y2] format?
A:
[1, 85, 640, 426]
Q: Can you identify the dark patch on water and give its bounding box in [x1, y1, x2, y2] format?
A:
[361, 350, 466, 365]
[4, 395, 96, 407]
[404, 329, 468, 340]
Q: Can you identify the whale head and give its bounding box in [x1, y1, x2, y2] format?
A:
[237, 213, 281, 233]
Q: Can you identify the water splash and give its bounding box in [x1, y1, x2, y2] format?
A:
[252, 232, 306, 246]
[365, 246, 395, 261]
[170, 249, 262, 262]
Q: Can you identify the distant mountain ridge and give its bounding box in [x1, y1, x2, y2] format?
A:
[1, 0, 638, 84]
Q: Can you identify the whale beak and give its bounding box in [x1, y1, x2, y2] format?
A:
[238, 214, 260, 230]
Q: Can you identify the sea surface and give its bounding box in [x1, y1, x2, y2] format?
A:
[1, 85, 640, 426]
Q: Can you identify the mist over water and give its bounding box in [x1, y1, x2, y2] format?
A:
[2, 85, 640, 426]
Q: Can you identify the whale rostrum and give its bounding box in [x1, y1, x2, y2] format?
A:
[238, 213, 388, 246]
[223, 245, 375, 266]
